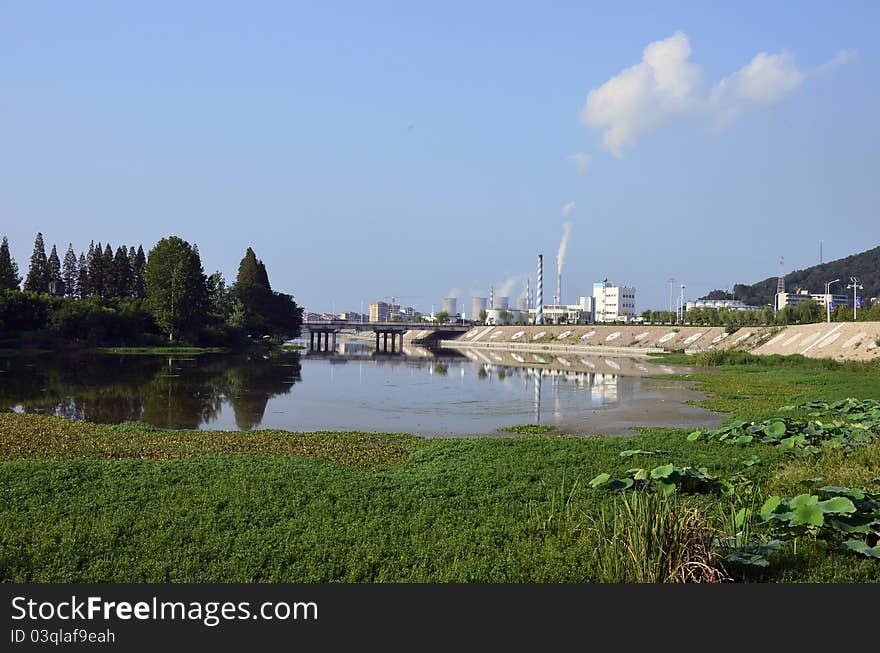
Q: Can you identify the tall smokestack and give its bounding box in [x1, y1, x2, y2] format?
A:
[557, 271, 561, 306]
[526, 277, 531, 310]
[489, 285, 494, 310]
[536, 255, 543, 325]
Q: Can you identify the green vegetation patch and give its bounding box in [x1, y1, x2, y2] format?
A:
[0, 413, 413, 471]
[87, 347, 229, 355]
[499, 424, 556, 435]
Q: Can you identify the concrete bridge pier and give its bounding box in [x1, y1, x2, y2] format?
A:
[309, 329, 338, 353]
[373, 329, 403, 354]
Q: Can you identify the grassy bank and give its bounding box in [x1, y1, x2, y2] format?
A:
[1, 354, 878, 583]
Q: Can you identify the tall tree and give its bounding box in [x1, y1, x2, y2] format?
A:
[110, 246, 131, 298]
[0, 236, 21, 290]
[86, 241, 103, 297]
[62, 244, 78, 297]
[144, 236, 208, 341]
[47, 244, 63, 296]
[102, 244, 114, 296]
[77, 253, 88, 299]
[232, 247, 301, 338]
[131, 245, 146, 298]
[23, 233, 48, 293]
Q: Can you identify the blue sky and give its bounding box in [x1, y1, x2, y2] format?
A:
[2, 1, 877, 314]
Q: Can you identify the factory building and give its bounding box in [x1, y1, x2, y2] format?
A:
[485, 308, 528, 325]
[592, 282, 636, 323]
[527, 296, 594, 324]
[685, 299, 763, 312]
[775, 290, 850, 312]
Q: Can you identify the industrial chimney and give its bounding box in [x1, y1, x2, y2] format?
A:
[536, 255, 543, 325]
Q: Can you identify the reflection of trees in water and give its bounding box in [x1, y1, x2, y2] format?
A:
[0, 353, 301, 430]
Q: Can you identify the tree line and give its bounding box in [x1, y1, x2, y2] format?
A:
[0, 234, 302, 346]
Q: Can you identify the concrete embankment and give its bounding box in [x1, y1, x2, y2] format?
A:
[749, 322, 880, 361]
[438, 323, 880, 361]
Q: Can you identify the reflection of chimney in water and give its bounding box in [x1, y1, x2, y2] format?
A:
[534, 369, 542, 424]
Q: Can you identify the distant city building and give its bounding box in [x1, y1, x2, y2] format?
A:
[528, 296, 594, 324]
[304, 311, 322, 322]
[775, 289, 850, 312]
[369, 301, 390, 322]
[685, 299, 763, 312]
[592, 282, 636, 322]
[337, 311, 368, 322]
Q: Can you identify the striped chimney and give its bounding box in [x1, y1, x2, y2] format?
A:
[536, 255, 543, 325]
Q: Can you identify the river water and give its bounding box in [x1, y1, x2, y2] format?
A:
[0, 342, 720, 436]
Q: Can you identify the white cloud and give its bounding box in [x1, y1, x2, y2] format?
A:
[580, 33, 851, 156]
[710, 51, 806, 126]
[561, 201, 577, 216]
[816, 49, 857, 74]
[567, 152, 591, 174]
[581, 32, 704, 157]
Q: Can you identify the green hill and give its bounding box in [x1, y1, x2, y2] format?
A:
[702, 245, 880, 307]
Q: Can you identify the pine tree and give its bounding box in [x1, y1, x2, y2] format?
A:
[23, 233, 49, 293]
[62, 245, 78, 297]
[132, 245, 146, 299]
[84, 241, 97, 297]
[110, 246, 131, 298]
[47, 244, 62, 296]
[87, 242, 104, 297]
[77, 253, 88, 298]
[102, 244, 113, 296]
[0, 236, 21, 290]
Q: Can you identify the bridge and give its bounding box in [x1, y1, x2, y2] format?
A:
[302, 320, 470, 354]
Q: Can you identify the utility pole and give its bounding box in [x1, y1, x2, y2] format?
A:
[847, 277, 863, 321]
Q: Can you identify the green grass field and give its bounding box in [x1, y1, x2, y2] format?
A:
[1, 355, 878, 582]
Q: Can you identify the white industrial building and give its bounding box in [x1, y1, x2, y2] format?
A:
[775, 290, 849, 312]
[685, 299, 763, 312]
[592, 282, 636, 323]
[485, 308, 528, 325]
[527, 296, 594, 324]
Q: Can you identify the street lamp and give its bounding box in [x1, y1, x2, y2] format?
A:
[847, 277, 863, 321]
[824, 279, 840, 323]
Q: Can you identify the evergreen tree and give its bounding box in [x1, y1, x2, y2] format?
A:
[232, 247, 301, 338]
[47, 244, 63, 296]
[23, 232, 49, 293]
[0, 236, 21, 290]
[85, 241, 100, 297]
[128, 245, 138, 297]
[110, 246, 131, 298]
[77, 253, 88, 298]
[132, 245, 147, 298]
[62, 244, 78, 297]
[102, 244, 114, 296]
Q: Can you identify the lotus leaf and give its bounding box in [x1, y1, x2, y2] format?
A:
[650, 463, 675, 479]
